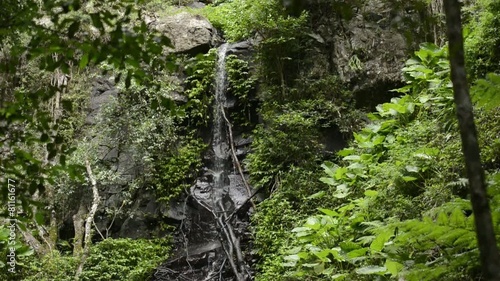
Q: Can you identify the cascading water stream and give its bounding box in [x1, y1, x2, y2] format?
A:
[152, 43, 252, 281]
[212, 43, 229, 205]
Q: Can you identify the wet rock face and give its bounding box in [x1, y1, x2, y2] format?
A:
[303, 0, 427, 106]
[151, 44, 256, 281]
[86, 78, 118, 125]
[81, 78, 169, 239]
[151, 12, 221, 55]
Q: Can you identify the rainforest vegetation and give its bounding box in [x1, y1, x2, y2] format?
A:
[1, 0, 500, 280]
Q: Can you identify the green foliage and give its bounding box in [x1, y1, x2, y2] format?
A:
[226, 55, 256, 99]
[396, 43, 451, 95]
[80, 238, 170, 281]
[465, 0, 500, 79]
[471, 73, 500, 110]
[246, 112, 323, 190]
[202, 0, 306, 42]
[19, 251, 78, 281]
[19, 238, 170, 281]
[184, 49, 217, 125]
[278, 44, 500, 280]
[0, 225, 34, 280]
[152, 138, 206, 202]
[0, 0, 174, 217]
[226, 54, 257, 128]
[252, 194, 303, 281]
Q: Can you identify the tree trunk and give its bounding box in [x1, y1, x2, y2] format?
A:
[73, 203, 87, 256]
[443, 1, 500, 280]
[75, 160, 101, 280]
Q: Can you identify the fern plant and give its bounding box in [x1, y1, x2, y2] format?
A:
[282, 43, 500, 280]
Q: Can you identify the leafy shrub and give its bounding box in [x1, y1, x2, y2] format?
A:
[246, 111, 323, 190]
[80, 238, 170, 281]
[226, 54, 257, 128]
[152, 138, 206, 202]
[202, 0, 306, 42]
[465, 0, 500, 79]
[21, 251, 78, 281]
[183, 50, 217, 126]
[280, 44, 500, 280]
[19, 238, 170, 281]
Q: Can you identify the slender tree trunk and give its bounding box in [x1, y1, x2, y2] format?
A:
[443, 1, 500, 280]
[75, 160, 101, 280]
[73, 203, 87, 256]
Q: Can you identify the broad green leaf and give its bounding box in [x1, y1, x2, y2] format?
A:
[17, 247, 34, 257]
[307, 191, 325, 199]
[343, 155, 360, 161]
[305, 217, 321, 230]
[364, 190, 378, 197]
[347, 248, 367, 258]
[35, 212, 45, 225]
[332, 273, 348, 280]
[284, 254, 300, 261]
[340, 241, 361, 252]
[314, 262, 325, 274]
[370, 231, 392, 252]
[334, 167, 348, 180]
[302, 263, 319, 267]
[287, 246, 302, 254]
[405, 165, 419, 173]
[80, 53, 89, 69]
[402, 176, 417, 182]
[385, 260, 403, 276]
[319, 177, 335, 186]
[337, 148, 355, 157]
[292, 227, 311, 233]
[318, 208, 338, 217]
[330, 248, 345, 261]
[372, 135, 385, 146]
[355, 266, 386, 275]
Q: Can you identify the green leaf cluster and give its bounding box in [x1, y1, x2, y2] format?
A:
[18, 238, 170, 281]
[184, 49, 217, 125]
[226, 54, 258, 128]
[152, 138, 207, 202]
[279, 43, 500, 280]
[464, 0, 500, 79]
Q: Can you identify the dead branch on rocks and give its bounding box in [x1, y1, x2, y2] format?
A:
[191, 192, 250, 281]
[220, 105, 255, 209]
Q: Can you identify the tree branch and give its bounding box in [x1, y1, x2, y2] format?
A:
[220, 105, 255, 209]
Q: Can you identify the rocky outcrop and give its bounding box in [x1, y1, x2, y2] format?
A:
[86, 78, 118, 125]
[303, 0, 430, 107]
[151, 12, 221, 55]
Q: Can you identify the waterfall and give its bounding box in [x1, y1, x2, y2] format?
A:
[153, 43, 252, 281]
[212, 43, 229, 203]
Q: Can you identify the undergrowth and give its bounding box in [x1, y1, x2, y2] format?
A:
[254, 43, 500, 281]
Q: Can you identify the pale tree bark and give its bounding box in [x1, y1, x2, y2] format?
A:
[27, 54, 73, 255]
[18, 225, 47, 256]
[74, 160, 101, 280]
[72, 203, 87, 256]
[429, 0, 445, 46]
[443, 1, 500, 280]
